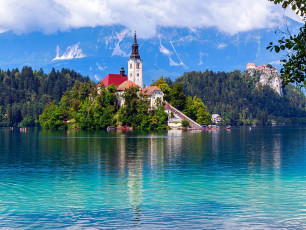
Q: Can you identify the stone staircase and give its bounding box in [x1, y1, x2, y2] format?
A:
[164, 101, 202, 130]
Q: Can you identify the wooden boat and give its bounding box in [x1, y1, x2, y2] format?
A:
[118, 126, 133, 131]
[107, 126, 116, 131]
[118, 126, 128, 131]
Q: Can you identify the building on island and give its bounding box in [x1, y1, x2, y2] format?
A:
[211, 114, 221, 124]
[97, 31, 163, 108]
[142, 86, 164, 108]
[96, 32, 202, 129]
[116, 80, 139, 107]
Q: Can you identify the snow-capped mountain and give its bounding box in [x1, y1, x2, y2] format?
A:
[0, 18, 302, 85]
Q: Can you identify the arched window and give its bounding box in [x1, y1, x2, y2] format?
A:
[137, 63, 140, 69]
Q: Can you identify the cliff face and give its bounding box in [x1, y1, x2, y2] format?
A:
[244, 68, 283, 96]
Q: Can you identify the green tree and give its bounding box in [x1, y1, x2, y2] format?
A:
[158, 83, 171, 101]
[118, 86, 150, 128]
[181, 119, 189, 128]
[151, 77, 172, 101]
[39, 101, 67, 129]
[184, 96, 211, 125]
[149, 99, 168, 130]
[170, 83, 186, 111]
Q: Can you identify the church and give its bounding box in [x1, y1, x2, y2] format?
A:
[97, 32, 164, 108]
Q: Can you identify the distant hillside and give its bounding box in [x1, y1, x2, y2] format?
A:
[0, 67, 93, 127]
[175, 70, 306, 125]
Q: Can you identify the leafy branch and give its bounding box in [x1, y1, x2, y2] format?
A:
[267, 0, 306, 87]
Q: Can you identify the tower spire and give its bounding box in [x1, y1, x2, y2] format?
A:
[120, 64, 125, 76]
[134, 30, 137, 44]
[130, 31, 140, 59]
[128, 30, 143, 88]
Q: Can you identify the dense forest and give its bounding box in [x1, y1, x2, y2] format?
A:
[174, 70, 306, 125]
[1, 66, 305, 128]
[0, 67, 91, 127]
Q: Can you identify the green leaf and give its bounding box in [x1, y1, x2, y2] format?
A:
[275, 46, 280, 53]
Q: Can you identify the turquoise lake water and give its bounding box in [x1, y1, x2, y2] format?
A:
[0, 126, 306, 229]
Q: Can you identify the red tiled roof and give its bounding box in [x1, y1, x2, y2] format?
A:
[97, 74, 127, 87]
[142, 86, 162, 95]
[164, 102, 172, 110]
[247, 63, 256, 66]
[117, 80, 139, 91]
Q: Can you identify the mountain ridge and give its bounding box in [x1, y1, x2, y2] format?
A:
[0, 18, 302, 85]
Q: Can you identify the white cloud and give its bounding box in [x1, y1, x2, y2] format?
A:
[110, 30, 130, 57]
[96, 62, 107, 71]
[94, 74, 100, 81]
[0, 0, 299, 38]
[178, 35, 197, 42]
[52, 43, 86, 61]
[198, 52, 208, 66]
[159, 43, 173, 56]
[169, 57, 180, 66]
[160, 41, 186, 68]
[217, 43, 227, 49]
[269, 60, 284, 65]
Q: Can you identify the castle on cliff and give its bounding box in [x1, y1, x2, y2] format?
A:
[245, 63, 283, 96]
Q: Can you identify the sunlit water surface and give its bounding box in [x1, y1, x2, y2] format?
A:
[0, 127, 306, 229]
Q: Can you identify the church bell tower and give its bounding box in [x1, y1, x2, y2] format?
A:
[128, 31, 143, 88]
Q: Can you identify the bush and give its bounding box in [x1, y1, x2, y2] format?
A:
[181, 119, 189, 128]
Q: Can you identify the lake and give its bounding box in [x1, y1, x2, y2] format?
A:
[0, 126, 305, 229]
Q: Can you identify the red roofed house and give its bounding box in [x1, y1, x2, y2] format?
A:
[116, 80, 139, 106]
[97, 66, 127, 93]
[117, 80, 139, 91]
[142, 86, 164, 108]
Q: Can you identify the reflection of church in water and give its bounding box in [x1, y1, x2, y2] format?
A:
[111, 131, 184, 226]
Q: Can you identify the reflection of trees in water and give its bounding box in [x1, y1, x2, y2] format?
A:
[166, 130, 183, 162]
[246, 128, 282, 172]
